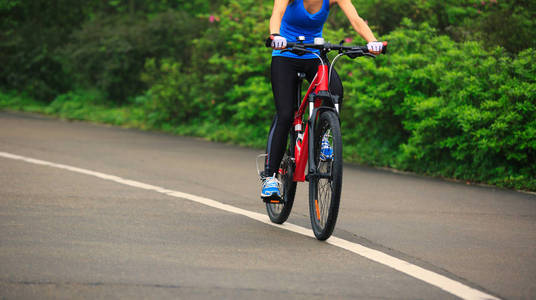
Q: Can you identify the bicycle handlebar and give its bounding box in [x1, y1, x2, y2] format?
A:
[288, 41, 387, 54]
[265, 39, 388, 57]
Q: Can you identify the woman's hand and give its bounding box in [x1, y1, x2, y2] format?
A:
[271, 34, 287, 50]
[367, 41, 383, 55]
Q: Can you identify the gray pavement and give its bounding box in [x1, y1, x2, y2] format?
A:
[1, 111, 535, 299]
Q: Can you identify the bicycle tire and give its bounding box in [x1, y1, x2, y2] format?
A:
[266, 132, 297, 224]
[309, 110, 342, 240]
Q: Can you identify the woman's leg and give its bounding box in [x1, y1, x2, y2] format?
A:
[264, 56, 299, 177]
[328, 68, 344, 106]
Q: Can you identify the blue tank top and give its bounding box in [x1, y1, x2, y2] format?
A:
[272, 0, 330, 59]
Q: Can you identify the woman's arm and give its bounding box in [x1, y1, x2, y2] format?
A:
[335, 0, 377, 43]
[270, 0, 290, 34]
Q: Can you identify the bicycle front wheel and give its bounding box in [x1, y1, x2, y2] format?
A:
[309, 110, 342, 240]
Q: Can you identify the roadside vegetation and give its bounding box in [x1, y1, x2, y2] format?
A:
[1, 0, 534, 190]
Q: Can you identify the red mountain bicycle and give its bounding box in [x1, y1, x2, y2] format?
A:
[262, 38, 387, 240]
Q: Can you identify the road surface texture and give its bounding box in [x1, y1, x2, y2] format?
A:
[1, 111, 535, 299]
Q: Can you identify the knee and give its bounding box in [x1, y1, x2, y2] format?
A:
[277, 110, 294, 127]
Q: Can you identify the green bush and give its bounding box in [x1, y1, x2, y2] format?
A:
[337, 20, 535, 189]
[61, 10, 205, 103]
[43, 89, 145, 126]
[472, 0, 536, 53]
[347, 0, 536, 53]
[0, 90, 47, 112]
[138, 0, 274, 145]
[0, 0, 87, 101]
[85, 0, 229, 16]
[190, 0, 272, 120]
[140, 58, 200, 127]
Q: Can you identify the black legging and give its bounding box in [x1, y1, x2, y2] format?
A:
[264, 56, 343, 176]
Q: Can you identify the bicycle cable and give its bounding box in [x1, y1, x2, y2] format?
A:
[311, 52, 325, 88]
[329, 53, 345, 84]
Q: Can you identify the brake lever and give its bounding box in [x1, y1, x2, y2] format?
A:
[345, 50, 364, 59]
[287, 45, 309, 56]
[280, 47, 302, 54]
[345, 50, 378, 59]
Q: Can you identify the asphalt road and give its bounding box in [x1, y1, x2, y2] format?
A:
[1, 111, 535, 299]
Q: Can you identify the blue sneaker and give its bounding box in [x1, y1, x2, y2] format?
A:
[261, 174, 281, 202]
[320, 134, 333, 161]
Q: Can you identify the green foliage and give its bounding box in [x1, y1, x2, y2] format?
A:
[192, 0, 275, 145]
[472, 0, 536, 53]
[0, 90, 47, 113]
[190, 0, 272, 118]
[337, 20, 535, 189]
[348, 0, 536, 53]
[139, 0, 273, 144]
[61, 10, 204, 103]
[43, 90, 145, 126]
[140, 58, 199, 127]
[86, 0, 228, 16]
[0, 0, 87, 101]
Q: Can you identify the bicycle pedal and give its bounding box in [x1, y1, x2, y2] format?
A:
[262, 194, 284, 204]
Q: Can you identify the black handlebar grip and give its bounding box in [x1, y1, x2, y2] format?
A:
[382, 41, 388, 54]
[265, 36, 273, 48]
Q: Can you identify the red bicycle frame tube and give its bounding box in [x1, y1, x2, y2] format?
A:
[293, 64, 329, 182]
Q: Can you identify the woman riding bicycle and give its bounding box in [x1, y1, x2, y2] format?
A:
[261, 0, 384, 200]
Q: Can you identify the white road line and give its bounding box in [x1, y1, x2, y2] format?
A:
[0, 151, 499, 300]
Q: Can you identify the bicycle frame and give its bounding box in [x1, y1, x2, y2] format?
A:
[293, 63, 337, 182]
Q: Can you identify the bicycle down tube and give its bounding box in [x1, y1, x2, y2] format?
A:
[293, 60, 331, 182]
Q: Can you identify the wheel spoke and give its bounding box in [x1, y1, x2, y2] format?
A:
[315, 128, 334, 228]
